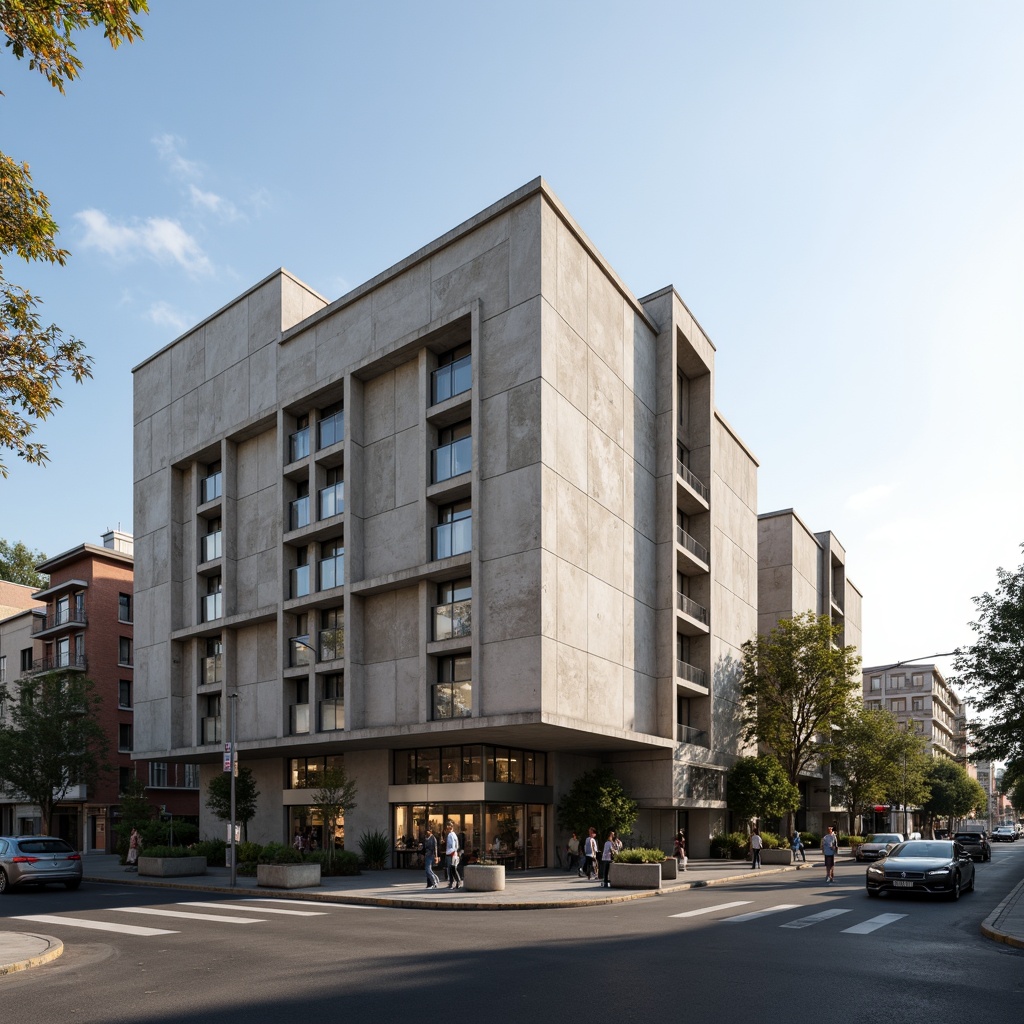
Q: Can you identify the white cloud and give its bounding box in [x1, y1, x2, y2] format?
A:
[846, 483, 894, 512]
[75, 209, 212, 275]
[189, 184, 240, 221]
[153, 133, 201, 181]
[146, 301, 190, 332]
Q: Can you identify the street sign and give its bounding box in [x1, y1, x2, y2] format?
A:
[223, 741, 233, 772]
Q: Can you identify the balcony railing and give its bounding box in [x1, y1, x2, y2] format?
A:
[676, 527, 709, 565]
[31, 653, 88, 673]
[677, 593, 708, 625]
[290, 496, 311, 531]
[289, 703, 310, 735]
[676, 460, 709, 502]
[318, 411, 344, 450]
[676, 659, 707, 688]
[677, 723, 709, 746]
[319, 482, 344, 520]
[201, 716, 222, 744]
[319, 698, 344, 731]
[32, 608, 88, 633]
[289, 426, 310, 462]
[319, 554, 344, 591]
[431, 355, 471, 404]
[319, 628, 344, 662]
[202, 592, 223, 622]
[432, 437, 472, 483]
[433, 599, 472, 641]
[433, 518, 472, 559]
[200, 531, 222, 563]
[290, 635, 312, 667]
[290, 565, 310, 599]
[201, 472, 222, 504]
[202, 653, 222, 685]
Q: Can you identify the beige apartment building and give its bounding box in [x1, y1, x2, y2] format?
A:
[132, 178, 758, 863]
[757, 509, 863, 831]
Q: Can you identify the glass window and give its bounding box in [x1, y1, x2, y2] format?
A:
[290, 414, 310, 462]
[434, 578, 471, 641]
[202, 461, 222, 504]
[433, 655, 471, 719]
[319, 467, 344, 520]
[149, 762, 168, 787]
[203, 636, 223, 684]
[319, 674, 344, 731]
[319, 609, 344, 661]
[319, 541, 344, 591]
[434, 500, 472, 559]
[290, 481, 310, 531]
[119, 680, 132, 708]
[201, 519, 222, 562]
[441, 746, 462, 783]
[318, 402, 344, 450]
[290, 549, 310, 599]
[431, 344, 472, 404]
[203, 576, 223, 621]
[461, 746, 483, 782]
[432, 420, 472, 483]
[118, 592, 133, 622]
[870, 676, 881, 691]
[119, 637, 133, 666]
[118, 723, 133, 752]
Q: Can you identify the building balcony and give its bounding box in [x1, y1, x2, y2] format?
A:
[290, 496, 311, 531]
[434, 600, 472, 642]
[676, 592, 710, 635]
[202, 592, 223, 622]
[318, 482, 344, 520]
[677, 723, 709, 747]
[289, 703, 310, 735]
[32, 608, 88, 635]
[431, 356, 471, 405]
[200, 531, 222, 563]
[676, 459, 709, 515]
[676, 526, 709, 573]
[433, 518, 472, 560]
[29, 653, 88, 674]
[432, 437, 472, 484]
[201, 471, 222, 505]
[676, 659, 708, 690]
[290, 565, 311, 600]
[200, 716, 222, 745]
[289, 635, 313, 668]
[319, 628, 344, 662]
[289, 426, 310, 463]
[319, 554, 344, 591]
[319, 698, 344, 731]
[318, 411, 345, 451]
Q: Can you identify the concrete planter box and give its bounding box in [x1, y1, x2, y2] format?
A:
[609, 862, 662, 889]
[138, 855, 207, 877]
[463, 864, 505, 891]
[760, 849, 794, 865]
[257, 863, 321, 889]
[661, 858, 679, 880]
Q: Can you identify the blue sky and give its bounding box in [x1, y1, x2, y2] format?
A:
[3, 1, 1022, 671]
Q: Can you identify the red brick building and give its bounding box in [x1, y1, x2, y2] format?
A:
[16, 532, 199, 850]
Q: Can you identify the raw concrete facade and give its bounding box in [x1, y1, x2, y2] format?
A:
[132, 179, 758, 861]
[757, 509, 864, 832]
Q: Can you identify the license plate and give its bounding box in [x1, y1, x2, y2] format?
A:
[893, 880, 914, 888]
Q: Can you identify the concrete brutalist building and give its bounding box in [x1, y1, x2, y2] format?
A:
[132, 178, 758, 863]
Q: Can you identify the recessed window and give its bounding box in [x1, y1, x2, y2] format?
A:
[434, 579, 471, 641]
[433, 655, 471, 719]
[290, 414, 310, 462]
[118, 723, 133, 752]
[118, 637, 133, 667]
[203, 636, 223, 685]
[431, 343, 471, 404]
[20, 648, 32, 672]
[319, 541, 344, 591]
[119, 680, 132, 708]
[118, 592, 133, 623]
[202, 460, 222, 504]
[318, 402, 344, 450]
[319, 467, 344, 520]
[432, 420, 472, 483]
[434, 500, 471, 559]
[870, 676, 881, 691]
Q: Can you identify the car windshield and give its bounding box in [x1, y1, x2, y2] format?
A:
[954, 834, 981, 841]
[889, 842, 951, 859]
[18, 839, 74, 854]
[865, 835, 900, 843]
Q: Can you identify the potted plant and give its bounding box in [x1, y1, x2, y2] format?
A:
[608, 847, 663, 889]
[256, 842, 321, 889]
[463, 859, 505, 891]
[137, 845, 208, 878]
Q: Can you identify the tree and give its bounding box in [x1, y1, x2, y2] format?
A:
[0, 537, 47, 586]
[952, 545, 1024, 781]
[556, 767, 638, 843]
[206, 765, 260, 842]
[919, 758, 986, 834]
[726, 755, 800, 826]
[0, 670, 110, 834]
[114, 773, 153, 860]
[740, 611, 861, 834]
[308, 765, 358, 869]
[0, 2, 148, 475]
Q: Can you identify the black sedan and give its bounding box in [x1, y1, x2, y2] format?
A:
[952, 831, 992, 861]
[865, 840, 975, 900]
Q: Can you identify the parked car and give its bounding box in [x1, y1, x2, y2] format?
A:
[0, 835, 83, 893]
[952, 831, 992, 862]
[991, 826, 1017, 843]
[855, 833, 904, 861]
[865, 839, 975, 900]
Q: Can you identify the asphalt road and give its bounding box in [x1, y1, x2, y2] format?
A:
[2, 843, 1022, 1023]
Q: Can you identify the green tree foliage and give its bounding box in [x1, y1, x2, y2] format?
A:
[1004, 775, 1024, 823]
[556, 767, 638, 842]
[830, 707, 906, 828]
[308, 765, 358, 869]
[953, 545, 1024, 781]
[919, 758, 987, 833]
[0, 669, 110, 834]
[726, 755, 800, 824]
[206, 765, 260, 842]
[0, 2, 148, 475]
[114, 774, 153, 860]
[0, 537, 47, 586]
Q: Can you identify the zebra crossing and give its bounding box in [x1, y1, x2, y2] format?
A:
[12, 897, 342, 938]
[669, 900, 908, 934]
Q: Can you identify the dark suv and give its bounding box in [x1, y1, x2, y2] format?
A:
[952, 831, 992, 862]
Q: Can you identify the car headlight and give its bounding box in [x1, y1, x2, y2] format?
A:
[926, 868, 952, 876]
[866, 865, 884, 876]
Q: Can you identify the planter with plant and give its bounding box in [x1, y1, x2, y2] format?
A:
[464, 860, 505, 891]
[137, 845, 208, 877]
[609, 847, 664, 889]
[256, 842, 321, 889]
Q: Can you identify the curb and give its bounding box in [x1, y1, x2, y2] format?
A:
[0, 933, 64, 976]
[980, 875, 1024, 950]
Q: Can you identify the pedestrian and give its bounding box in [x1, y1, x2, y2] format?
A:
[566, 831, 580, 873]
[821, 825, 839, 883]
[749, 827, 763, 870]
[611, 830, 623, 855]
[582, 827, 599, 880]
[125, 827, 140, 871]
[444, 821, 462, 889]
[674, 830, 688, 871]
[423, 827, 440, 889]
[599, 830, 615, 887]
[790, 829, 806, 862]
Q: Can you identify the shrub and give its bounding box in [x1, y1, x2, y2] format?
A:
[258, 842, 302, 865]
[759, 831, 784, 850]
[358, 829, 391, 870]
[236, 841, 263, 864]
[190, 839, 227, 866]
[710, 834, 731, 858]
[307, 849, 360, 875]
[848, 836, 865, 852]
[727, 831, 750, 858]
[838, 834, 852, 847]
[801, 831, 820, 848]
[237, 861, 258, 877]
[137, 845, 192, 858]
[613, 847, 666, 864]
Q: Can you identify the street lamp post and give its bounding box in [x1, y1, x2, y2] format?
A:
[229, 691, 238, 887]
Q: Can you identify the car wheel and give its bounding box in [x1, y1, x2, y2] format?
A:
[966, 873, 975, 893]
[866, 885, 879, 898]
[948, 875, 961, 901]
[0, 869, 7, 894]
[64, 879, 81, 891]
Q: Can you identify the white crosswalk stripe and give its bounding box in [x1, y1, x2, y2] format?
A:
[724, 904, 801, 922]
[177, 901, 327, 916]
[780, 908, 852, 929]
[14, 914, 176, 936]
[670, 901, 753, 918]
[841, 913, 907, 934]
[116, 907, 264, 924]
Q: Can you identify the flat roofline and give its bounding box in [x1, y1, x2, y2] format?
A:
[35, 543, 134, 576]
[714, 408, 759, 466]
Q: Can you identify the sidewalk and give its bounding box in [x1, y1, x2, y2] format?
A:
[4, 850, 1022, 973]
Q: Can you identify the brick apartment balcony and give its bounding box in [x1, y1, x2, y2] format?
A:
[29, 654, 88, 674]
[32, 608, 88, 635]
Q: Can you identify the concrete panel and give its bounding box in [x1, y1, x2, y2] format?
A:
[554, 396, 588, 491]
[508, 379, 542, 471]
[372, 261, 431, 346]
[392, 586, 420, 660]
[431, 241, 510, 323]
[479, 391, 508, 480]
[363, 435, 396, 517]
[480, 636, 541, 714]
[394, 426, 421, 509]
[314, 298, 372, 386]
[588, 422, 623, 519]
[363, 504, 421, 580]
[630, 312, 658, 414]
[362, 591, 399, 664]
[481, 548, 541, 643]
[394, 655, 422, 725]
[587, 653, 623, 728]
[556, 642, 588, 719]
[205, 301, 248, 380]
[134, 417, 152, 482]
[478, 296, 542, 401]
[555, 219, 587, 339]
[134, 350, 172, 424]
[278, 331, 318, 405]
[394, 357, 420, 433]
[587, 268, 624, 379]
[430, 211, 510, 282]
[364, 372, 396, 446]
[587, 575, 623, 665]
[509, 197, 542, 308]
[135, 471, 170, 539]
[170, 391, 199, 457]
[362, 660, 398, 728]
[343, 749, 391, 842]
[555, 476, 588, 571]
[587, 496, 623, 592]
[479, 465, 541, 562]
[247, 275, 283, 352]
[548, 302, 589, 414]
[588, 348, 624, 448]
[555, 558, 588, 649]
[170, 329, 205, 399]
[257, 547, 279, 609]
[248, 340, 278, 418]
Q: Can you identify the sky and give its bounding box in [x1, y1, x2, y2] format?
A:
[2, 1, 1022, 677]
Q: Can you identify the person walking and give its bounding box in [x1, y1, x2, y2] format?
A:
[821, 825, 839, 883]
[444, 821, 462, 889]
[582, 827, 599, 880]
[749, 827, 763, 870]
[125, 828, 141, 872]
[790, 829, 806, 862]
[566, 831, 580, 874]
[674, 830, 688, 871]
[423, 827, 440, 889]
[599, 830, 615, 888]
